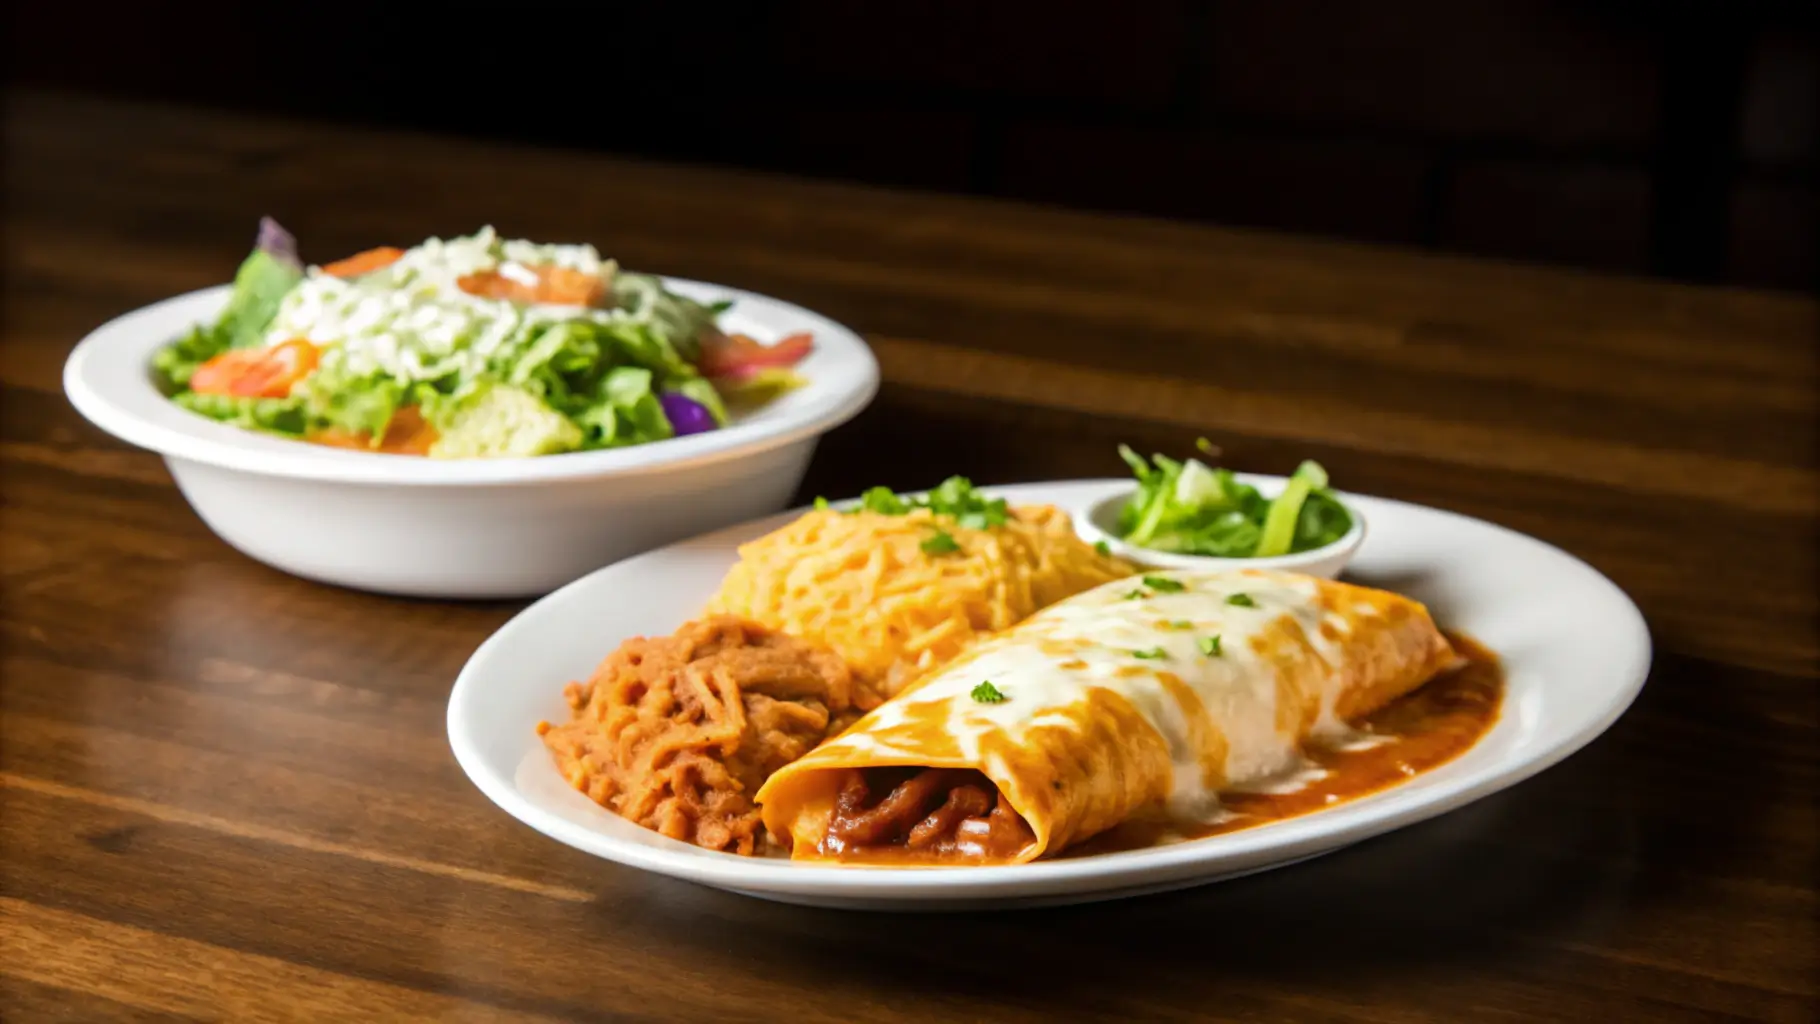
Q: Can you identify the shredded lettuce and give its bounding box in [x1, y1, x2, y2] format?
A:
[497, 319, 699, 448]
[294, 367, 428, 442]
[1114, 445, 1352, 557]
[173, 391, 309, 436]
[152, 324, 230, 390]
[612, 273, 718, 364]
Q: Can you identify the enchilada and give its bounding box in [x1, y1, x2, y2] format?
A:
[756, 568, 1468, 865]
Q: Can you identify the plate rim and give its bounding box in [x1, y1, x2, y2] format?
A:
[62, 277, 879, 486]
[447, 478, 1653, 902]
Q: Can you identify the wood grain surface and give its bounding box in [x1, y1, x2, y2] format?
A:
[2, 92, 1815, 1023]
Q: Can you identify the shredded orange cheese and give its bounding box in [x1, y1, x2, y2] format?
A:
[707, 505, 1134, 696]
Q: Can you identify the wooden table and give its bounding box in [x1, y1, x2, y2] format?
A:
[3, 92, 1815, 1023]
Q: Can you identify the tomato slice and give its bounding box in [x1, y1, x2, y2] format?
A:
[309, 406, 437, 456]
[320, 247, 405, 278]
[457, 265, 607, 307]
[189, 339, 321, 399]
[696, 331, 814, 378]
[308, 427, 367, 451]
[374, 406, 438, 455]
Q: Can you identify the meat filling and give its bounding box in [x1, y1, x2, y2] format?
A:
[824, 767, 1037, 862]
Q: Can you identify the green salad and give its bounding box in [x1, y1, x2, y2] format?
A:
[1115, 442, 1354, 557]
[152, 219, 814, 458]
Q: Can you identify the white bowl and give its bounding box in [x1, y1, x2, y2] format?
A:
[1075, 475, 1367, 579]
[63, 279, 879, 598]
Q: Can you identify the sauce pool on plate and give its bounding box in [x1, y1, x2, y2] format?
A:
[1065, 632, 1504, 856]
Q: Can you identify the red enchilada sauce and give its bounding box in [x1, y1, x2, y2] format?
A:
[819, 633, 1503, 863]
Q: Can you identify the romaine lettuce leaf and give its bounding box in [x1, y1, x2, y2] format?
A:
[572, 366, 675, 448]
[219, 231, 305, 350]
[152, 218, 305, 390]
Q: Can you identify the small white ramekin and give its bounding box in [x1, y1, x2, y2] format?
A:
[1075, 478, 1367, 579]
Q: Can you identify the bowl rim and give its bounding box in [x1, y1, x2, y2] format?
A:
[1077, 479, 1368, 571]
[63, 277, 879, 487]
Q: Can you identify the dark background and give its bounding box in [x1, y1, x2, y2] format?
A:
[8, 1, 1816, 292]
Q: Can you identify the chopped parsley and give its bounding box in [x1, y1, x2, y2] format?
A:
[1124, 588, 1149, 600]
[1141, 575, 1186, 593]
[1094, 540, 1111, 557]
[848, 476, 1010, 529]
[1226, 593, 1256, 608]
[925, 476, 1010, 526]
[920, 530, 961, 556]
[812, 496, 831, 510]
[1131, 647, 1168, 660]
[971, 680, 1009, 703]
[1199, 635, 1222, 656]
[858, 486, 910, 515]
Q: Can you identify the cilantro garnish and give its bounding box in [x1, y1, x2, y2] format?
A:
[920, 530, 961, 556]
[858, 486, 909, 515]
[845, 476, 1010, 530]
[971, 681, 1009, 703]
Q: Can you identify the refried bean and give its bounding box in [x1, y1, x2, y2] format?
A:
[538, 616, 875, 855]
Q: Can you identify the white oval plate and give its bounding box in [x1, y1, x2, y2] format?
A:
[448, 479, 1651, 910]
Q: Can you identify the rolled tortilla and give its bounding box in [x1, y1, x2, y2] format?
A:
[756, 568, 1461, 865]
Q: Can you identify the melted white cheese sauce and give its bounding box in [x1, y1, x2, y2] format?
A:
[843, 568, 1364, 821]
